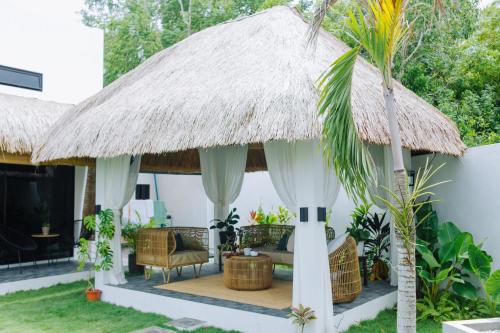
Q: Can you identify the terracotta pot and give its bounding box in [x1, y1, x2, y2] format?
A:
[86, 289, 102, 302]
[42, 226, 50, 236]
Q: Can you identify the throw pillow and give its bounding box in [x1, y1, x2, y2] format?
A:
[327, 233, 348, 254]
[286, 230, 295, 252]
[183, 237, 205, 251]
[276, 233, 290, 251]
[175, 233, 185, 251]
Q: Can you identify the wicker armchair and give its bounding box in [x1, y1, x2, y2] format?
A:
[329, 236, 362, 303]
[238, 225, 335, 266]
[136, 227, 209, 283]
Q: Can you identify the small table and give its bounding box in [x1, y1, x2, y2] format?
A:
[223, 254, 272, 291]
[31, 233, 60, 265]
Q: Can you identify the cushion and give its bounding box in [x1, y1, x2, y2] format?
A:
[254, 247, 294, 266]
[276, 233, 289, 251]
[327, 234, 348, 254]
[169, 250, 208, 266]
[182, 237, 205, 251]
[174, 233, 185, 251]
[286, 230, 295, 252]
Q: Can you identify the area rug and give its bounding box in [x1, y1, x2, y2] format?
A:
[155, 274, 292, 309]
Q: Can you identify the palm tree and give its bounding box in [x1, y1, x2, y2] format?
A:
[309, 0, 416, 332]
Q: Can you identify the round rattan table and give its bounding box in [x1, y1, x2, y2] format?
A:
[223, 254, 272, 291]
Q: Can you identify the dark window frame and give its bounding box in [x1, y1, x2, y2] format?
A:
[0, 64, 43, 91]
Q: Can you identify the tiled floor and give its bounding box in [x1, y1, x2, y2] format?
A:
[117, 263, 396, 318]
[0, 261, 88, 284]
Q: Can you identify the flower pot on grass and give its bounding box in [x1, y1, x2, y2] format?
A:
[86, 289, 102, 301]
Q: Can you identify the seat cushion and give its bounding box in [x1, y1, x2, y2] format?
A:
[327, 233, 347, 254]
[170, 250, 208, 266]
[276, 233, 289, 251]
[254, 247, 293, 265]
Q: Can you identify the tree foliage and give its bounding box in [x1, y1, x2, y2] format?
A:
[321, 0, 499, 146]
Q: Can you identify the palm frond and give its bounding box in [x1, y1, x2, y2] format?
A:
[318, 46, 375, 201]
[307, 0, 339, 47]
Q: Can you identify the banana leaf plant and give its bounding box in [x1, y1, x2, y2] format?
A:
[416, 221, 500, 317]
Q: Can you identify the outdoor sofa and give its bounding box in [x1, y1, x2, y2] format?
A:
[136, 227, 209, 283]
[238, 224, 335, 266]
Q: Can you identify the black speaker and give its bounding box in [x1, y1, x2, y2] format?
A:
[317, 207, 327, 222]
[135, 184, 150, 200]
[299, 207, 308, 222]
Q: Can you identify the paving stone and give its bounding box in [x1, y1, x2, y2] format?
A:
[131, 326, 175, 333]
[168, 317, 206, 331]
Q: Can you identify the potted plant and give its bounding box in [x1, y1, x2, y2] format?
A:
[77, 208, 115, 301]
[210, 208, 240, 249]
[35, 202, 50, 235]
[122, 216, 154, 275]
[288, 304, 317, 333]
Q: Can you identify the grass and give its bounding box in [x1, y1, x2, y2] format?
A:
[341, 309, 442, 333]
[0, 281, 239, 333]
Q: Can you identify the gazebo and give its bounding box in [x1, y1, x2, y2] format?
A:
[33, 6, 465, 333]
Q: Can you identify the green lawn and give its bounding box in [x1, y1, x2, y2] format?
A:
[341, 309, 442, 333]
[0, 281, 238, 333]
[1, 281, 443, 333]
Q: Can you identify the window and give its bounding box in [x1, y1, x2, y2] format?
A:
[0, 65, 43, 91]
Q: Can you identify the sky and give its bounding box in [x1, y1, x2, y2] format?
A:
[1, 0, 495, 23]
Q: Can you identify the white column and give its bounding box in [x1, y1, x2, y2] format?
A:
[95, 155, 141, 287]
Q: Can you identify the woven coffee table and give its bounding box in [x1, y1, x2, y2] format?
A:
[223, 254, 272, 291]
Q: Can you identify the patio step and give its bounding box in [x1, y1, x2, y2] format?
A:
[167, 317, 207, 331]
[131, 327, 175, 333]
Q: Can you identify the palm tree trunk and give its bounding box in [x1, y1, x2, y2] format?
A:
[383, 84, 416, 333]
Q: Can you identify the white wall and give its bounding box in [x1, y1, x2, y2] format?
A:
[131, 171, 357, 238]
[0, 0, 103, 104]
[412, 144, 500, 270]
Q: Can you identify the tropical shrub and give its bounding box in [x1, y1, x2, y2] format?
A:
[416, 220, 500, 320]
[347, 202, 390, 280]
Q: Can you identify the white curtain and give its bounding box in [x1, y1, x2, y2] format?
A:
[96, 155, 141, 286]
[264, 140, 340, 333]
[199, 145, 248, 250]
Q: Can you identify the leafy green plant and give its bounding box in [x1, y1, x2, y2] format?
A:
[210, 208, 240, 247]
[416, 220, 500, 320]
[122, 211, 155, 254]
[277, 206, 295, 224]
[288, 304, 317, 333]
[77, 209, 115, 291]
[364, 212, 390, 280]
[467, 244, 500, 316]
[346, 202, 372, 245]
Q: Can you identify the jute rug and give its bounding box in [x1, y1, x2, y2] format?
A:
[155, 274, 292, 309]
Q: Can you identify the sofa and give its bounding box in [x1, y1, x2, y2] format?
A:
[136, 227, 209, 283]
[238, 224, 335, 266]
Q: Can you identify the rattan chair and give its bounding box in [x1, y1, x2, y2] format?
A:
[136, 227, 209, 283]
[328, 236, 362, 303]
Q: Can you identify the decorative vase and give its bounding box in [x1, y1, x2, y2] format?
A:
[128, 253, 144, 275]
[86, 289, 102, 301]
[42, 226, 50, 236]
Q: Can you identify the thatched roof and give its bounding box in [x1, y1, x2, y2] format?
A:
[33, 6, 465, 168]
[0, 93, 73, 164]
